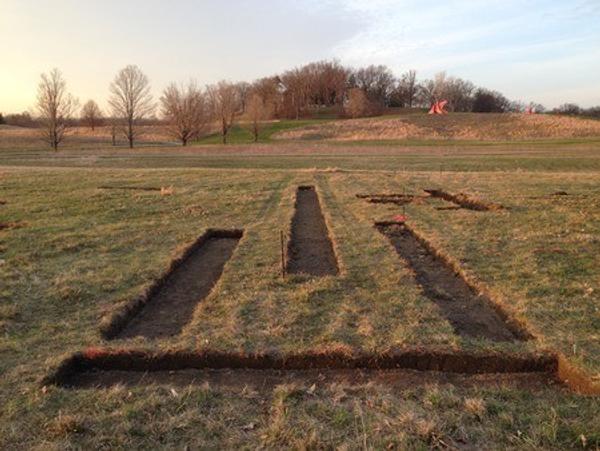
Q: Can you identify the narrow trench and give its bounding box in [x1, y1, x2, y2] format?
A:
[106, 229, 242, 340]
[424, 189, 503, 211]
[45, 349, 558, 390]
[376, 223, 522, 342]
[287, 186, 338, 276]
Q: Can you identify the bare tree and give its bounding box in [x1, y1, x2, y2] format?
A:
[349, 65, 396, 110]
[399, 70, 418, 107]
[81, 100, 102, 131]
[246, 92, 272, 142]
[236, 81, 251, 114]
[345, 88, 370, 118]
[108, 65, 154, 148]
[207, 81, 240, 144]
[160, 82, 209, 146]
[36, 69, 77, 150]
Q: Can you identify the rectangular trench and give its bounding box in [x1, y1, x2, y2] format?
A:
[105, 229, 242, 340]
[376, 223, 526, 342]
[45, 349, 559, 391]
[286, 186, 338, 276]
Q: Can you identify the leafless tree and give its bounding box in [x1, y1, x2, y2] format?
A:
[281, 67, 312, 119]
[207, 81, 240, 144]
[398, 70, 418, 107]
[349, 65, 396, 110]
[246, 92, 272, 142]
[236, 81, 251, 114]
[36, 69, 78, 150]
[345, 88, 370, 118]
[445, 77, 475, 112]
[108, 65, 154, 148]
[160, 82, 209, 146]
[81, 100, 102, 130]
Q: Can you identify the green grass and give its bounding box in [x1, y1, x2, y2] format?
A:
[194, 119, 334, 144]
[1, 149, 600, 448]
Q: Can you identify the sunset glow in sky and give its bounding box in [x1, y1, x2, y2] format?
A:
[1, 0, 599, 113]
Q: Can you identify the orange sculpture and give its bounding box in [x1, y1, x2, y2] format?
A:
[428, 100, 448, 114]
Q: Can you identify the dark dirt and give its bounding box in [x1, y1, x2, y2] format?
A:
[424, 189, 504, 211]
[377, 223, 520, 342]
[46, 348, 558, 389]
[356, 193, 417, 206]
[59, 368, 559, 391]
[287, 186, 338, 276]
[114, 231, 241, 340]
[98, 185, 162, 191]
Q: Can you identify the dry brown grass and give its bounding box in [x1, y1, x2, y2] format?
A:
[275, 113, 600, 141]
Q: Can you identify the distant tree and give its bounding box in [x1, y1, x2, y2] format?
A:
[472, 88, 510, 113]
[345, 88, 370, 118]
[5, 112, 36, 127]
[246, 92, 272, 142]
[281, 67, 311, 119]
[252, 76, 282, 116]
[236, 82, 251, 114]
[419, 72, 450, 107]
[584, 106, 600, 118]
[81, 100, 102, 130]
[393, 70, 419, 107]
[555, 103, 581, 116]
[36, 68, 78, 150]
[0, 113, 4, 125]
[444, 77, 475, 112]
[349, 65, 396, 109]
[207, 81, 240, 144]
[160, 82, 209, 146]
[108, 65, 154, 148]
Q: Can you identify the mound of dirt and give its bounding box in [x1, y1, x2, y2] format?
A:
[274, 113, 600, 141]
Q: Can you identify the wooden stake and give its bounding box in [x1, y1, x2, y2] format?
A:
[280, 230, 286, 279]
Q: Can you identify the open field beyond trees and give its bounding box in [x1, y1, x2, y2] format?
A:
[1, 132, 600, 448]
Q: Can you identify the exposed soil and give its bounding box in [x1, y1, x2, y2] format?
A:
[424, 189, 504, 211]
[105, 229, 242, 340]
[377, 223, 521, 342]
[45, 348, 558, 389]
[287, 186, 338, 276]
[58, 368, 559, 391]
[98, 185, 162, 191]
[0, 221, 25, 230]
[356, 193, 417, 206]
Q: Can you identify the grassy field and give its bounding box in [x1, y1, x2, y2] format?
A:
[1, 134, 600, 447]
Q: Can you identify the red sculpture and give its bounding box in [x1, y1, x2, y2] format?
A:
[428, 100, 448, 115]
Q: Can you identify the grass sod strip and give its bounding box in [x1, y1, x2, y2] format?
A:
[286, 186, 339, 276]
[101, 229, 243, 340]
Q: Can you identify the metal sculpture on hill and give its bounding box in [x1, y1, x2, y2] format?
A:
[428, 100, 448, 115]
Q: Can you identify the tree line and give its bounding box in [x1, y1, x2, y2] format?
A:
[2, 60, 599, 150]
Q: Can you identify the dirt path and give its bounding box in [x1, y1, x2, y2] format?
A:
[287, 186, 338, 276]
[116, 234, 241, 339]
[377, 223, 519, 342]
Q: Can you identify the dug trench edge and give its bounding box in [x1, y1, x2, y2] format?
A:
[286, 185, 339, 276]
[424, 189, 504, 211]
[374, 220, 600, 395]
[44, 348, 559, 388]
[99, 228, 244, 340]
[375, 220, 532, 341]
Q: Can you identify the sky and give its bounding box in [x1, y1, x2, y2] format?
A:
[1, 0, 599, 114]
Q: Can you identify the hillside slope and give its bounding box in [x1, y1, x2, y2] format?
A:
[274, 113, 600, 141]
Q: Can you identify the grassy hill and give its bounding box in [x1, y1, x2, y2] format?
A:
[274, 113, 600, 142]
